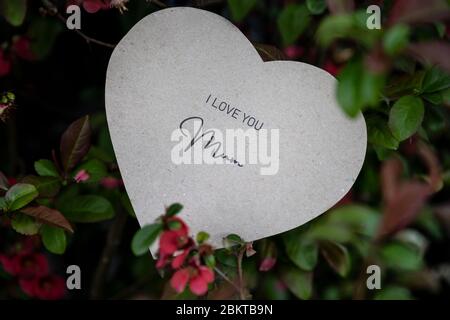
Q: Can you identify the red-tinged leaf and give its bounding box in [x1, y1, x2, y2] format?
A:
[60, 115, 91, 173]
[407, 41, 450, 73]
[388, 0, 450, 25]
[21, 175, 61, 198]
[377, 181, 431, 239]
[377, 142, 441, 239]
[417, 142, 441, 190]
[380, 158, 403, 203]
[320, 240, 350, 277]
[21, 205, 74, 233]
[254, 43, 287, 62]
[326, 0, 354, 15]
[0, 171, 9, 191]
[364, 47, 391, 74]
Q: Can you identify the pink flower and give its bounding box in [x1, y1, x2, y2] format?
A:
[284, 45, 304, 60]
[156, 217, 191, 269]
[171, 247, 191, 269]
[0, 103, 8, 115]
[67, 0, 128, 13]
[259, 257, 276, 272]
[74, 169, 90, 183]
[20, 275, 66, 300]
[0, 253, 49, 277]
[83, 0, 109, 13]
[170, 265, 214, 296]
[12, 37, 36, 61]
[7, 177, 17, 186]
[100, 176, 123, 189]
[323, 60, 342, 77]
[0, 49, 12, 77]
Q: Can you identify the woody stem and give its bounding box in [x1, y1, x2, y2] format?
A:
[236, 247, 246, 300]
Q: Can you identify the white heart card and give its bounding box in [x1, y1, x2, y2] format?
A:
[105, 7, 367, 249]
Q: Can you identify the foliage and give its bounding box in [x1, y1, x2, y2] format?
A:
[1, 0, 449, 300]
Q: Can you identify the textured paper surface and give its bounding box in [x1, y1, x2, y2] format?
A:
[105, 7, 367, 249]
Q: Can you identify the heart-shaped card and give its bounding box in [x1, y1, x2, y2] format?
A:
[105, 7, 367, 249]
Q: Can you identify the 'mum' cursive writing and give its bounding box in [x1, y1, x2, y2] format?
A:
[179, 116, 243, 167]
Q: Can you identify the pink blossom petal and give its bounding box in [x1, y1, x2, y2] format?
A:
[12, 37, 36, 61]
[170, 268, 190, 293]
[259, 257, 276, 272]
[198, 266, 214, 283]
[159, 231, 180, 255]
[74, 169, 90, 183]
[171, 249, 190, 269]
[189, 275, 208, 296]
[100, 177, 122, 189]
[19, 277, 38, 297]
[0, 49, 12, 77]
[83, 0, 106, 13]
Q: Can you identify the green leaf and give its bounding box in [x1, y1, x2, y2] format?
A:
[166, 203, 183, 217]
[421, 66, 450, 93]
[316, 14, 354, 47]
[388, 96, 424, 141]
[422, 92, 442, 105]
[0, 197, 6, 211]
[227, 0, 258, 22]
[11, 213, 40, 235]
[317, 11, 380, 48]
[60, 115, 91, 173]
[41, 225, 67, 255]
[21, 175, 61, 198]
[168, 220, 182, 230]
[383, 24, 410, 56]
[196, 231, 210, 244]
[224, 233, 244, 248]
[74, 159, 107, 183]
[283, 232, 318, 271]
[215, 249, 237, 267]
[131, 223, 162, 256]
[367, 115, 399, 150]
[0, 0, 27, 26]
[337, 59, 385, 116]
[394, 229, 428, 254]
[380, 242, 423, 271]
[280, 266, 313, 300]
[28, 17, 63, 59]
[58, 195, 114, 223]
[306, 223, 353, 243]
[204, 254, 216, 269]
[374, 286, 413, 300]
[416, 208, 443, 239]
[306, 0, 326, 15]
[385, 71, 425, 99]
[320, 241, 351, 277]
[327, 205, 380, 238]
[34, 159, 60, 178]
[0, 171, 9, 191]
[442, 87, 450, 104]
[277, 4, 311, 46]
[5, 183, 38, 211]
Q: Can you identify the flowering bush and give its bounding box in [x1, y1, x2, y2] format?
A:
[1, 0, 450, 300]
